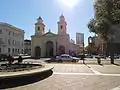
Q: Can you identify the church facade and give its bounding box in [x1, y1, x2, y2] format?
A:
[31, 15, 80, 57]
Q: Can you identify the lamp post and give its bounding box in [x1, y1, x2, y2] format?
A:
[83, 42, 84, 55]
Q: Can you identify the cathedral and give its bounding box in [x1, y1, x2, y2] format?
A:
[31, 14, 80, 57]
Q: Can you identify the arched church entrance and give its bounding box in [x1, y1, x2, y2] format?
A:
[46, 41, 54, 57]
[59, 45, 65, 55]
[35, 46, 41, 57]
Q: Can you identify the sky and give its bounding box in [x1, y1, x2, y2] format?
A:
[0, 0, 95, 46]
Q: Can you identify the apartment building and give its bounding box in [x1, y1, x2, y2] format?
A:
[0, 22, 24, 56]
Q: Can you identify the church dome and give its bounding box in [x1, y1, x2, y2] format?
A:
[36, 16, 43, 23]
[60, 14, 65, 19]
[37, 16, 42, 20]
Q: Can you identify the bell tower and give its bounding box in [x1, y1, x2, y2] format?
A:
[35, 16, 45, 35]
[58, 14, 67, 35]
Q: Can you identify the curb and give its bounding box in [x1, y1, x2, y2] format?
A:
[0, 65, 54, 79]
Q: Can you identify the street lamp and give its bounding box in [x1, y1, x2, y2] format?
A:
[83, 42, 84, 55]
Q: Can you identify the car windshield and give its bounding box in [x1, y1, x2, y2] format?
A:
[60, 56, 68, 58]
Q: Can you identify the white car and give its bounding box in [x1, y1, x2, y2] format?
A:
[56, 54, 79, 62]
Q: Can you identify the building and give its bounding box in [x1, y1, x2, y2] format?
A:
[76, 33, 84, 54]
[76, 33, 84, 45]
[0, 22, 24, 56]
[31, 15, 81, 57]
[24, 39, 31, 55]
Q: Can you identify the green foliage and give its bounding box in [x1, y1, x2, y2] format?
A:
[88, 19, 96, 33]
[88, 0, 120, 42]
[85, 45, 98, 54]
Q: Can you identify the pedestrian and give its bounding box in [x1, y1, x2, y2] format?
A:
[7, 54, 12, 64]
[18, 56, 23, 64]
[82, 54, 85, 64]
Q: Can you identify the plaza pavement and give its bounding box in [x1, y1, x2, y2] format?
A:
[80, 57, 120, 65]
[1, 58, 120, 90]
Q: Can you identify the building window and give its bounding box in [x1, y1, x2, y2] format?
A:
[61, 25, 63, 29]
[12, 48, 14, 53]
[18, 49, 19, 53]
[8, 48, 10, 53]
[0, 29, 2, 34]
[38, 27, 40, 31]
[15, 49, 17, 53]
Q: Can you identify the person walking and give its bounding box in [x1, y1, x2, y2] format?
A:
[7, 54, 13, 64]
[82, 54, 85, 64]
[18, 56, 23, 64]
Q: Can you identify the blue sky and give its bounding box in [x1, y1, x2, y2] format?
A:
[0, 0, 94, 46]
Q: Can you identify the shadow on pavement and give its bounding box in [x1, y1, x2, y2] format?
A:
[0, 70, 53, 89]
[98, 63, 104, 66]
[113, 63, 120, 66]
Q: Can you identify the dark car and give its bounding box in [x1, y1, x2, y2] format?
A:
[0, 54, 7, 61]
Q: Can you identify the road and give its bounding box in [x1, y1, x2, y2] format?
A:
[81, 57, 120, 64]
[1, 59, 120, 90]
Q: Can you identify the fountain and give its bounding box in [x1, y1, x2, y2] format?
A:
[0, 59, 53, 78]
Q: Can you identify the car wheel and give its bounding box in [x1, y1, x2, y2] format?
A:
[72, 59, 76, 62]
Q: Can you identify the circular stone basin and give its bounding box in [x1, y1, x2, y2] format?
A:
[0, 63, 43, 72]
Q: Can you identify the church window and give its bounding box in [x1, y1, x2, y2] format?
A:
[38, 27, 40, 31]
[61, 25, 63, 29]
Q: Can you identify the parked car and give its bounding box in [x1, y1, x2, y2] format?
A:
[85, 54, 93, 58]
[56, 54, 80, 62]
[108, 55, 119, 59]
[0, 54, 7, 61]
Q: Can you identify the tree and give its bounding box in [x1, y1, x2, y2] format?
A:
[85, 45, 98, 55]
[88, 0, 120, 64]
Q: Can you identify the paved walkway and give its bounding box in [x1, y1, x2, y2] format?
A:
[5, 74, 120, 90]
[1, 59, 120, 90]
